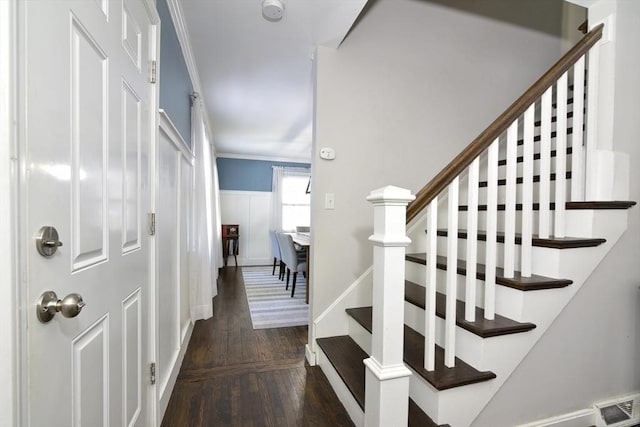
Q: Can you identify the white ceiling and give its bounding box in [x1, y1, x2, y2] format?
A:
[179, 0, 368, 162]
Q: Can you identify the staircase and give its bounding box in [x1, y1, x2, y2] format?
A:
[313, 24, 636, 427]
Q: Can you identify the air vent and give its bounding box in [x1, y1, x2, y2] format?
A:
[595, 394, 640, 427]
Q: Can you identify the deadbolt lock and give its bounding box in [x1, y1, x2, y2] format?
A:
[35, 226, 63, 257]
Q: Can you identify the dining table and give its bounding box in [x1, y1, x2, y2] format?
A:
[291, 232, 310, 304]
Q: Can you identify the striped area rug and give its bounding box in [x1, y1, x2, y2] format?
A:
[241, 266, 308, 329]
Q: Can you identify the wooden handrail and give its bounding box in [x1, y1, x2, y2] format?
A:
[406, 23, 604, 223]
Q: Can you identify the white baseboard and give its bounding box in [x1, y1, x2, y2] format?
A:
[305, 343, 316, 366]
[517, 409, 594, 427]
[157, 320, 194, 424]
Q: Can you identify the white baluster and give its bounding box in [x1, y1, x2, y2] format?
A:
[484, 139, 498, 320]
[445, 178, 459, 368]
[424, 198, 438, 371]
[504, 122, 518, 278]
[465, 159, 479, 321]
[365, 186, 415, 427]
[539, 88, 552, 239]
[555, 72, 568, 238]
[571, 56, 586, 201]
[521, 105, 534, 277]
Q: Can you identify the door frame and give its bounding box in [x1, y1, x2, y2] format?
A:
[144, 1, 162, 425]
[5, 1, 162, 425]
[0, 0, 21, 425]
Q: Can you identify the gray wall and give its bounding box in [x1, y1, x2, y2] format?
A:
[311, 0, 574, 316]
[158, 0, 193, 144]
[474, 2, 640, 425]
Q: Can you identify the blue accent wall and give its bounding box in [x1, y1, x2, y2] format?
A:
[158, 0, 193, 145]
[217, 158, 311, 192]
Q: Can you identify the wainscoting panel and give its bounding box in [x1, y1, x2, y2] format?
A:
[220, 190, 272, 266]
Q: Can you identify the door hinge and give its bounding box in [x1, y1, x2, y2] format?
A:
[150, 362, 156, 385]
[148, 213, 156, 236]
[149, 60, 157, 84]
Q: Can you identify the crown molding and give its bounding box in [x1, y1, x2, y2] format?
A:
[216, 152, 312, 164]
[165, 0, 219, 152]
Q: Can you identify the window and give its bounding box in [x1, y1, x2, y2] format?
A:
[272, 166, 310, 232]
[281, 174, 310, 231]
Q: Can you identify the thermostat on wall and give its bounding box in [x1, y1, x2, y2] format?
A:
[319, 147, 336, 160]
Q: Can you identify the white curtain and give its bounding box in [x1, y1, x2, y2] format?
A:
[189, 95, 216, 321]
[271, 166, 311, 232]
[211, 144, 224, 271]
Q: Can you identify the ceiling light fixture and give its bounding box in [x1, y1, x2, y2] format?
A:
[262, 0, 284, 22]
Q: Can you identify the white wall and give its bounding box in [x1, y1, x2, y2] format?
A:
[220, 190, 273, 266]
[473, 1, 640, 425]
[311, 0, 575, 325]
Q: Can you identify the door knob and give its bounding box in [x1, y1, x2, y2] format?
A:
[36, 291, 86, 323]
[35, 226, 63, 257]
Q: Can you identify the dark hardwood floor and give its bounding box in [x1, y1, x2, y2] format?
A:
[161, 267, 354, 427]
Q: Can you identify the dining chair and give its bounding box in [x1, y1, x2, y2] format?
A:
[276, 232, 307, 298]
[269, 230, 285, 280]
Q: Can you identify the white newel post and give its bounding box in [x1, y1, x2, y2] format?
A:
[364, 186, 415, 427]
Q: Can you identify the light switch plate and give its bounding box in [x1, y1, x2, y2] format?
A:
[325, 193, 335, 209]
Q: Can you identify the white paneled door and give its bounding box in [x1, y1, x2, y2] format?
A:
[24, 1, 157, 426]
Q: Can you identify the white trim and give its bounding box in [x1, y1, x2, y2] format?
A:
[304, 344, 317, 366]
[165, 0, 203, 95]
[217, 152, 312, 164]
[164, 0, 220, 151]
[312, 266, 373, 332]
[517, 409, 594, 427]
[159, 109, 194, 161]
[146, 2, 161, 425]
[0, 0, 19, 425]
[157, 320, 194, 424]
[363, 358, 411, 381]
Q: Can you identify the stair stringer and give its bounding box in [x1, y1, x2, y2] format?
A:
[407, 208, 630, 427]
[312, 266, 372, 347]
[316, 344, 366, 427]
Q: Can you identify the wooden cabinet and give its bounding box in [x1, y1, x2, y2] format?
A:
[222, 224, 239, 267]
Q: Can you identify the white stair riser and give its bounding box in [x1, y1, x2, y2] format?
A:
[458, 180, 570, 205]
[348, 316, 372, 355]
[409, 368, 497, 427]
[317, 347, 365, 427]
[404, 302, 488, 368]
[434, 235, 523, 269]
[473, 154, 574, 183]
[455, 210, 559, 236]
[404, 266, 528, 321]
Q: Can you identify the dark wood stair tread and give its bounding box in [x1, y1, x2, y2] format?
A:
[316, 336, 366, 410]
[405, 253, 572, 291]
[478, 172, 571, 187]
[404, 280, 536, 338]
[409, 398, 450, 427]
[567, 200, 636, 209]
[459, 200, 637, 211]
[435, 229, 606, 249]
[346, 307, 496, 390]
[316, 336, 451, 426]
